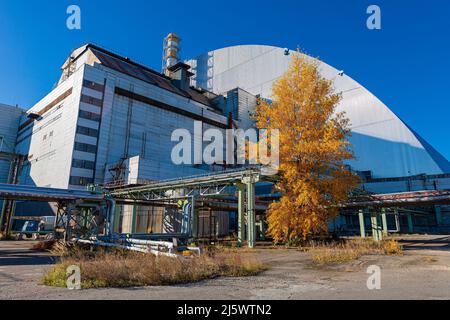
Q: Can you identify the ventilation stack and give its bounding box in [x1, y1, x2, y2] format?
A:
[162, 33, 181, 76]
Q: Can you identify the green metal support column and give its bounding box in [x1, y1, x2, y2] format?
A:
[81, 208, 89, 229]
[358, 209, 366, 238]
[0, 200, 7, 233]
[113, 205, 121, 233]
[407, 214, 414, 233]
[236, 183, 246, 247]
[241, 176, 257, 249]
[371, 211, 382, 241]
[381, 208, 388, 237]
[435, 206, 442, 227]
[6, 201, 16, 235]
[131, 205, 138, 234]
[190, 197, 198, 240]
[1, 200, 16, 237]
[393, 208, 400, 232]
[247, 181, 256, 248]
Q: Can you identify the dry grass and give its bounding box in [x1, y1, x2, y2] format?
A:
[309, 238, 403, 266]
[42, 246, 266, 289]
[31, 240, 57, 251]
[423, 256, 438, 263]
[382, 239, 403, 255]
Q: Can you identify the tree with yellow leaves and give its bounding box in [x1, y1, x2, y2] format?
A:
[254, 52, 359, 244]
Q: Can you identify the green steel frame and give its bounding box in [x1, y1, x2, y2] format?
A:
[109, 168, 266, 248]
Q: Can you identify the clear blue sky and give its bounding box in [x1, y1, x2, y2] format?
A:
[0, 0, 449, 159]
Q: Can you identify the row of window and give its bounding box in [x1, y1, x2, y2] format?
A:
[71, 141, 97, 186]
[69, 176, 94, 186]
[79, 110, 101, 122]
[72, 159, 95, 170]
[74, 142, 97, 154]
[83, 79, 104, 93]
[70, 80, 105, 187]
[81, 94, 103, 107]
[76, 125, 99, 138]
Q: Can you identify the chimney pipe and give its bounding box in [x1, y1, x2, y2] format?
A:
[163, 33, 181, 76]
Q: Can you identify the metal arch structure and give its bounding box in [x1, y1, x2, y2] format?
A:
[186, 45, 450, 180]
[185, 45, 450, 242]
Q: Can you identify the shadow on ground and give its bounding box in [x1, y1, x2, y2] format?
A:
[397, 236, 450, 252]
[0, 246, 55, 267]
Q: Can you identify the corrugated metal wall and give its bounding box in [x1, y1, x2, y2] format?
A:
[0, 103, 23, 183]
[82, 63, 229, 184]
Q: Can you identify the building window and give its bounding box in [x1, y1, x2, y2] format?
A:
[42, 134, 47, 141]
[79, 110, 101, 122]
[81, 94, 103, 107]
[76, 125, 99, 138]
[69, 176, 94, 186]
[72, 159, 95, 170]
[74, 142, 97, 154]
[83, 80, 105, 92]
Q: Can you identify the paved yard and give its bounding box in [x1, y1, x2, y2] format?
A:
[1, 236, 450, 300]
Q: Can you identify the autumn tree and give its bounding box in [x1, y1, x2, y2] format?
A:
[254, 52, 359, 244]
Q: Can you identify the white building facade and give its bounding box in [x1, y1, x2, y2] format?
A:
[15, 45, 229, 191]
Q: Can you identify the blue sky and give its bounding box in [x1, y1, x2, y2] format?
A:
[0, 0, 449, 159]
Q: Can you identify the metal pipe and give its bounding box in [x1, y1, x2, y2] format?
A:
[77, 239, 147, 253]
[381, 208, 388, 236]
[358, 209, 366, 238]
[125, 238, 174, 249]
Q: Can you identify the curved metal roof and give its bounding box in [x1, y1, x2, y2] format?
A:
[186, 45, 450, 178]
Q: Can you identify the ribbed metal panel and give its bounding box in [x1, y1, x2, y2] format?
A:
[0, 103, 23, 186]
[0, 104, 23, 154]
[82, 63, 229, 184]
